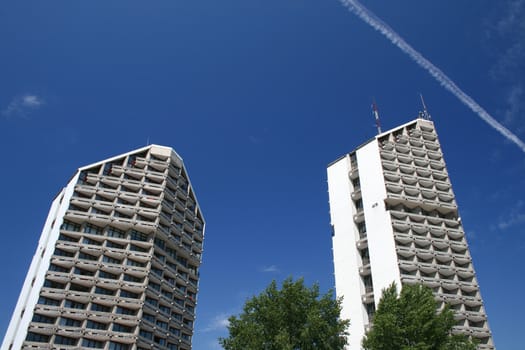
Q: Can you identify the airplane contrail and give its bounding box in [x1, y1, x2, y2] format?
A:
[340, 0, 525, 153]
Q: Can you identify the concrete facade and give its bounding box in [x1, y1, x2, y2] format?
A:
[328, 118, 494, 349]
[2, 145, 204, 350]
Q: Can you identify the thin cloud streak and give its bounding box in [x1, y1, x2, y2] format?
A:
[261, 265, 280, 273]
[339, 0, 525, 153]
[2, 94, 45, 118]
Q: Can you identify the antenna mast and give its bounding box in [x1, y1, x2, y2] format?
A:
[372, 100, 382, 134]
[419, 94, 431, 120]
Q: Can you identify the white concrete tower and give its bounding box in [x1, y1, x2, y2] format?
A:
[328, 118, 494, 349]
[2, 145, 205, 350]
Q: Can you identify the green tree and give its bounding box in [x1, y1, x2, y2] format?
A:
[362, 283, 477, 350]
[219, 277, 349, 350]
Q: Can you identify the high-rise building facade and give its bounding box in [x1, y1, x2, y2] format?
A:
[2, 145, 205, 350]
[328, 118, 494, 349]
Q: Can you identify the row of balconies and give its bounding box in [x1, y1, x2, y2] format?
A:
[381, 141, 443, 159]
[396, 247, 471, 265]
[380, 149, 446, 170]
[392, 219, 462, 234]
[394, 232, 467, 249]
[384, 172, 451, 192]
[382, 160, 447, 180]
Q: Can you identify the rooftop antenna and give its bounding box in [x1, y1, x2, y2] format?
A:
[372, 99, 382, 134]
[419, 93, 432, 120]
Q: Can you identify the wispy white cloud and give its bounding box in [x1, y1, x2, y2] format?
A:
[497, 200, 525, 230]
[2, 94, 45, 118]
[261, 265, 280, 273]
[486, 0, 525, 133]
[201, 313, 230, 333]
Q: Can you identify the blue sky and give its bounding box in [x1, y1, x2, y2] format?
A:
[1, 0, 524, 349]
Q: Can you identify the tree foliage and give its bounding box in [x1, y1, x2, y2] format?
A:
[362, 283, 477, 350]
[219, 277, 349, 350]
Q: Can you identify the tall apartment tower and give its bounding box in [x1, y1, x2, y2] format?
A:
[2, 145, 205, 350]
[328, 118, 494, 349]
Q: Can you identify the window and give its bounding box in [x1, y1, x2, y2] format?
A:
[38, 296, 61, 306]
[99, 271, 119, 280]
[107, 227, 126, 239]
[59, 233, 79, 242]
[59, 317, 82, 327]
[95, 286, 115, 296]
[64, 300, 86, 309]
[130, 230, 148, 242]
[116, 306, 136, 315]
[84, 223, 103, 235]
[54, 335, 78, 345]
[61, 220, 81, 232]
[130, 244, 149, 252]
[79, 252, 98, 261]
[83, 237, 103, 246]
[169, 327, 181, 336]
[53, 248, 75, 258]
[82, 339, 105, 348]
[168, 343, 179, 350]
[123, 274, 143, 283]
[154, 336, 166, 346]
[151, 267, 163, 277]
[156, 320, 168, 330]
[149, 282, 161, 291]
[126, 259, 146, 267]
[102, 255, 122, 264]
[352, 177, 360, 189]
[106, 241, 125, 249]
[145, 297, 158, 307]
[70, 283, 91, 292]
[86, 320, 108, 330]
[32, 314, 56, 324]
[120, 290, 140, 299]
[159, 304, 171, 315]
[357, 222, 367, 235]
[74, 267, 95, 276]
[49, 263, 70, 273]
[139, 329, 153, 340]
[112, 323, 134, 333]
[161, 289, 173, 300]
[142, 313, 155, 323]
[91, 303, 111, 312]
[43, 279, 66, 289]
[355, 199, 363, 210]
[26, 332, 50, 342]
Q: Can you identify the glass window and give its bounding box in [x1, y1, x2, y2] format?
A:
[116, 306, 137, 315]
[59, 317, 82, 327]
[91, 303, 112, 312]
[38, 296, 61, 306]
[95, 286, 115, 296]
[99, 271, 119, 280]
[130, 230, 148, 242]
[107, 227, 126, 239]
[61, 220, 81, 232]
[84, 223, 103, 235]
[79, 252, 98, 261]
[139, 329, 153, 340]
[54, 335, 77, 345]
[86, 320, 108, 330]
[82, 339, 105, 349]
[108, 341, 130, 350]
[26, 332, 50, 342]
[32, 314, 56, 324]
[64, 300, 86, 309]
[120, 290, 140, 299]
[43, 279, 66, 289]
[112, 323, 134, 333]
